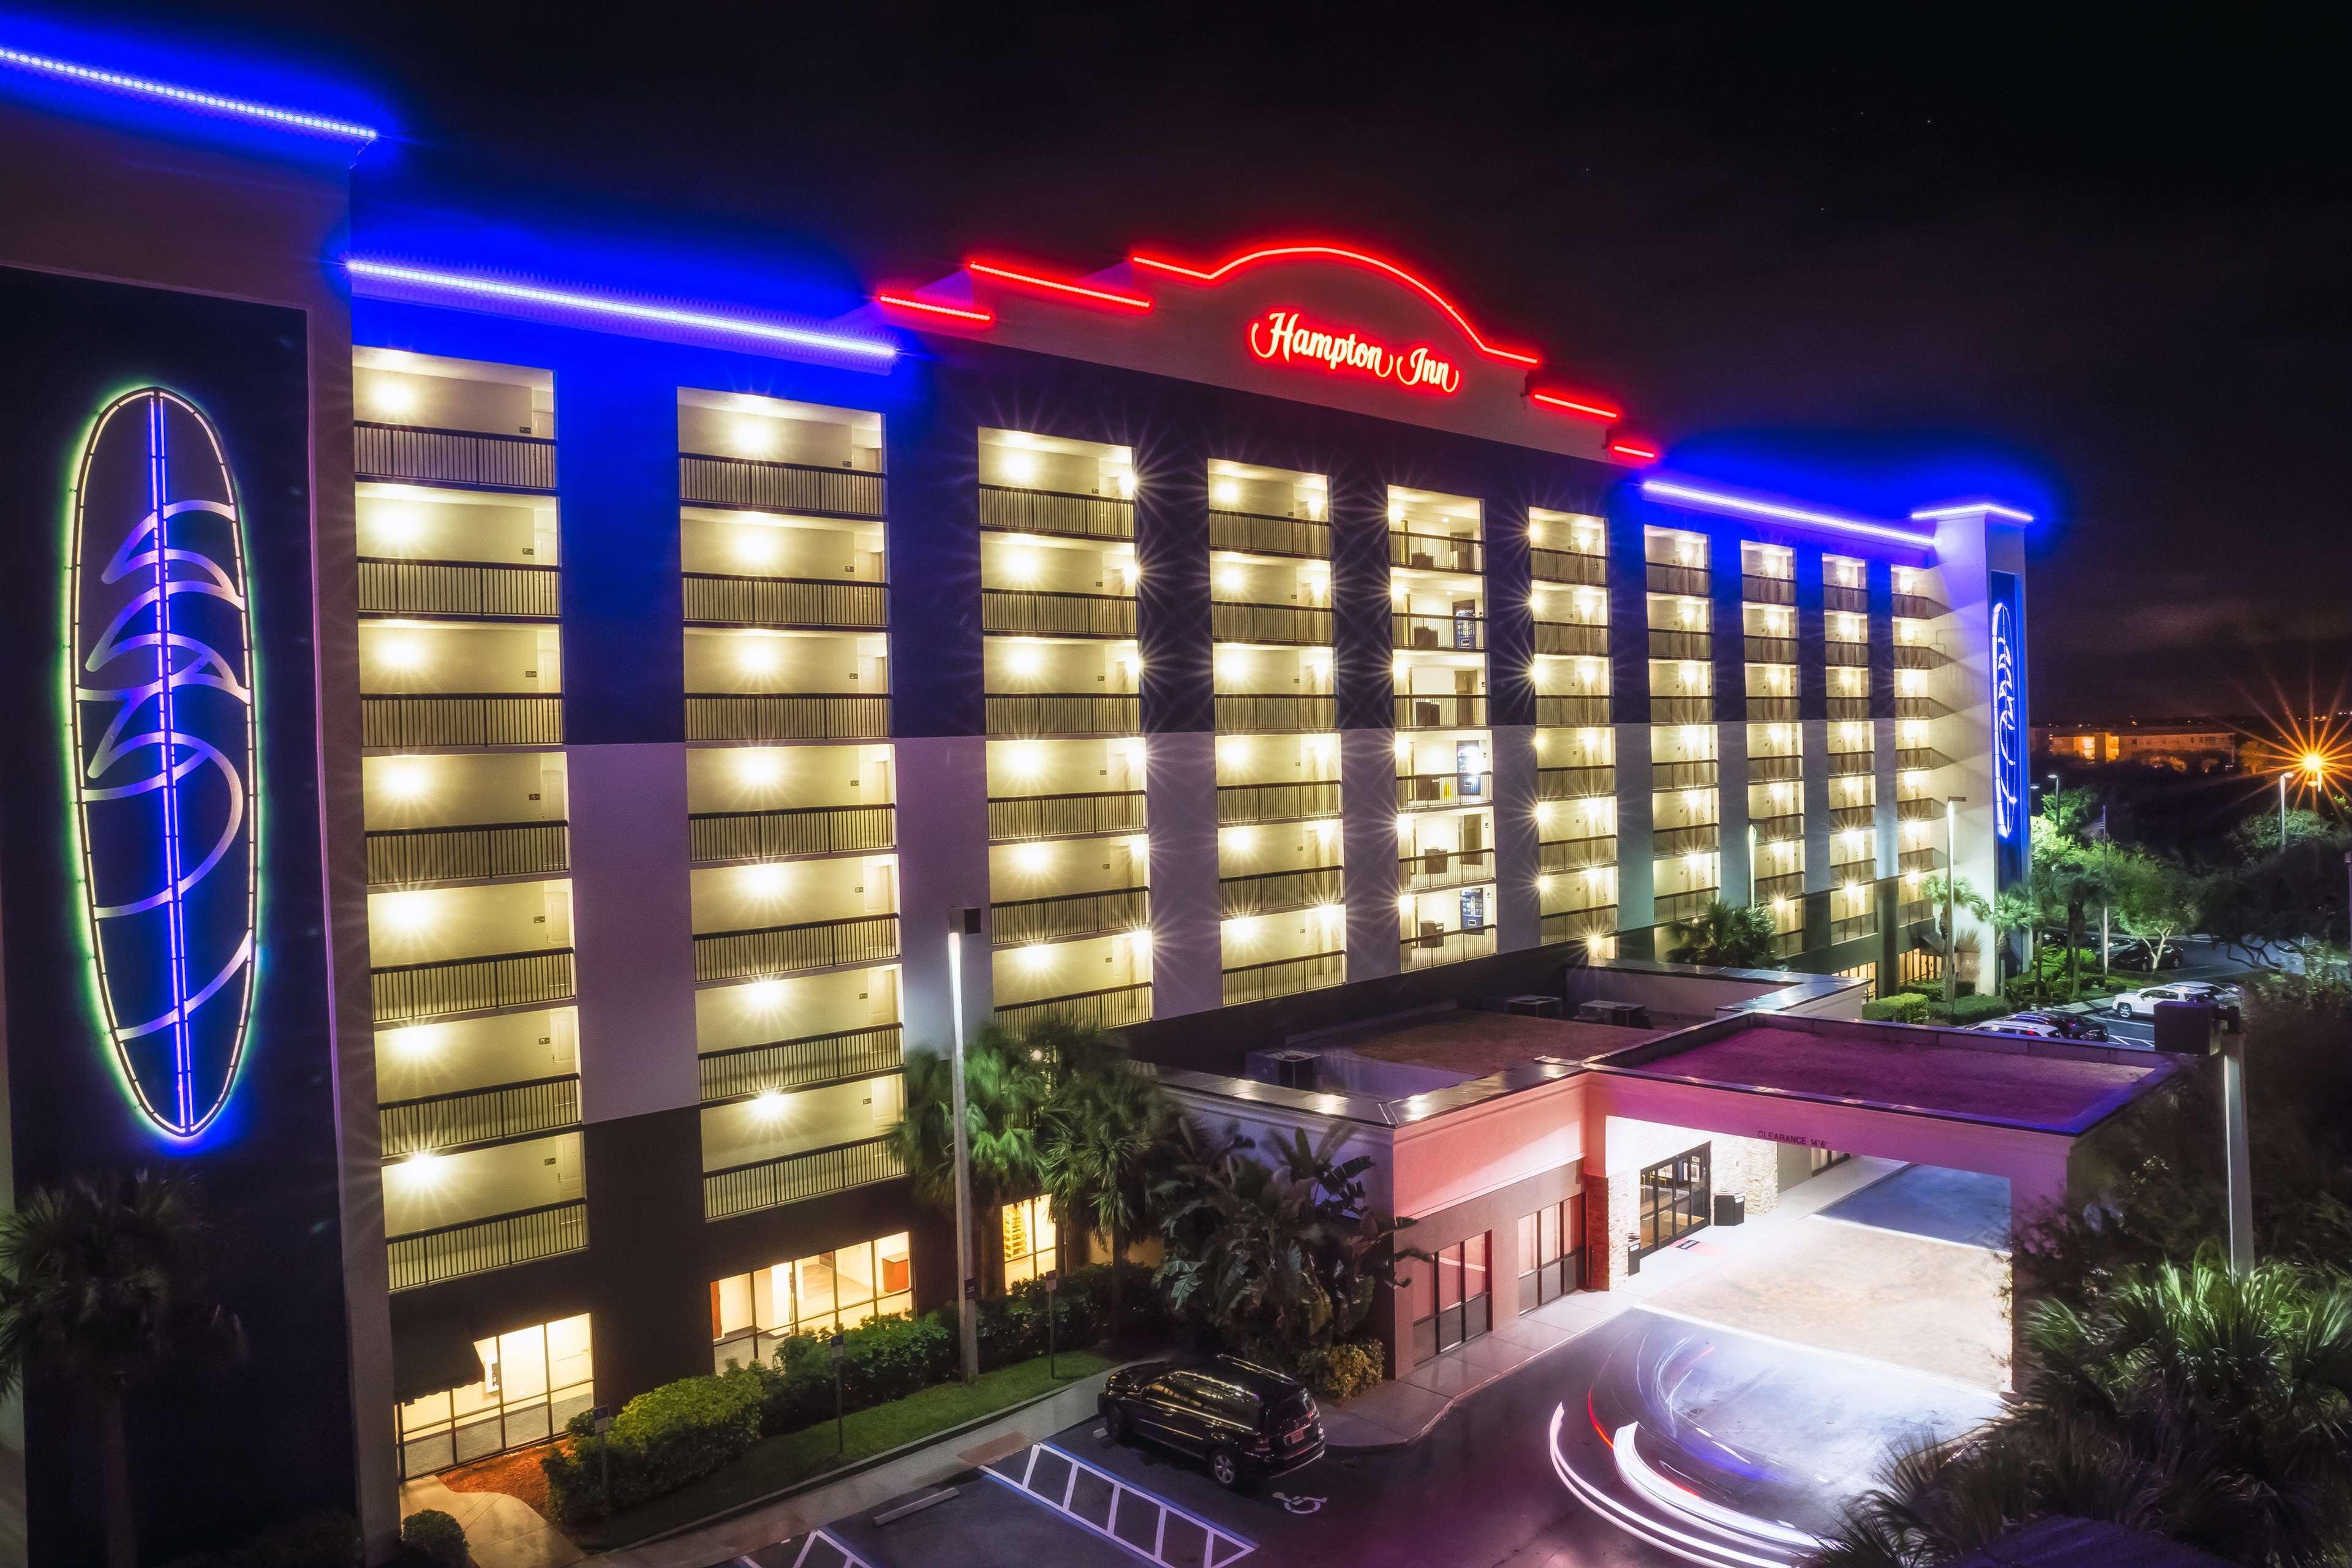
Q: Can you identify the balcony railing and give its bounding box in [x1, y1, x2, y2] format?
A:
[1742, 574, 1796, 605]
[1900, 846, 1943, 873]
[695, 913, 900, 982]
[1214, 694, 1335, 733]
[1395, 694, 1488, 729]
[1744, 635, 1799, 665]
[992, 886, 1149, 946]
[1894, 644, 1948, 669]
[1827, 696, 1872, 722]
[1209, 510, 1329, 559]
[371, 948, 576, 1023]
[1747, 695, 1800, 722]
[983, 589, 1137, 639]
[1390, 531, 1483, 573]
[1898, 798, 1942, 822]
[1646, 562, 1709, 597]
[1893, 593, 1948, 620]
[1898, 747, 1948, 772]
[704, 1134, 906, 1223]
[680, 454, 885, 519]
[1537, 764, 1613, 801]
[978, 484, 1133, 540]
[355, 422, 556, 494]
[366, 821, 570, 886]
[1832, 913, 1879, 944]
[1831, 805, 1879, 831]
[995, 982, 1153, 1036]
[986, 693, 1140, 737]
[1539, 834, 1615, 872]
[362, 695, 562, 750]
[1211, 601, 1332, 645]
[1749, 753, 1803, 782]
[689, 804, 894, 863]
[388, 1200, 586, 1292]
[684, 575, 888, 629]
[1653, 759, 1719, 790]
[698, 1023, 905, 1103]
[1752, 811, 1805, 843]
[1825, 584, 1870, 613]
[1756, 870, 1806, 902]
[686, 694, 888, 741]
[1537, 695, 1608, 728]
[1218, 865, 1342, 918]
[1648, 628, 1711, 660]
[989, 790, 1147, 842]
[1398, 848, 1491, 894]
[1542, 909, 1618, 946]
[1395, 612, 1485, 651]
[1218, 780, 1340, 826]
[1894, 696, 1945, 720]
[1222, 951, 1345, 1006]
[1531, 548, 1607, 585]
[358, 558, 560, 620]
[1534, 620, 1608, 656]
[1654, 888, 1720, 924]
[1399, 925, 1496, 970]
[1825, 642, 1871, 666]
[1828, 751, 1875, 778]
[1399, 772, 1492, 809]
[1650, 696, 1712, 725]
[379, 1074, 581, 1158]
[1653, 823, 1721, 855]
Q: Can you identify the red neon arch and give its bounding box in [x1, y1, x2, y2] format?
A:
[967, 258, 1153, 313]
[1129, 243, 1542, 367]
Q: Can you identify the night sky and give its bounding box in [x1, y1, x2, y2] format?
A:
[50, 1, 2352, 720]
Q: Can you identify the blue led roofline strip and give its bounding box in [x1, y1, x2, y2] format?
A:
[1911, 499, 2037, 523]
[1640, 479, 1937, 549]
[345, 260, 898, 363]
[0, 45, 378, 142]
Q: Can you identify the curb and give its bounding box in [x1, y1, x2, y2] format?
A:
[1322, 1329, 1586, 1454]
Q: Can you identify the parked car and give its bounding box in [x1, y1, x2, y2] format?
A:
[1969, 1017, 2064, 1038]
[2004, 1010, 2111, 1042]
[2108, 938, 2187, 972]
[2110, 981, 2241, 1019]
[1098, 1355, 1325, 1489]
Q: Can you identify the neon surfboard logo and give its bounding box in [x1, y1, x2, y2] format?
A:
[68, 388, 258, 1138]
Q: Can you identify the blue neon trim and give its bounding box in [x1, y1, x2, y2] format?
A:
[345, 258, 897, 362]
[1910, 499, 2037, 524]
[0, 45, 377, 141]
[1640, 478, 1936, 548]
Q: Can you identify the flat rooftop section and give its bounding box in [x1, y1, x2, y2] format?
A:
[1349, 1009, 1684, 1076]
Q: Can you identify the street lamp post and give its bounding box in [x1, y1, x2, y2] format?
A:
[1943, 796, 1967, 1008]
[946, 908, 981, 1385]
[2280, 769, 2290, 850]
[1746, 822, 1758, 906]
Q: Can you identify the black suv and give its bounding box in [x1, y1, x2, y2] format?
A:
[1098, 1355, 1325, 1489]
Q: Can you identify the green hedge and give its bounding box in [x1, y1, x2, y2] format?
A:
[1946, 993, 2014, 1026]
[1295, 1339, 1383, 1402]
[1862, 993, 1931, 1023]
[545, 1367, 766, 1525]
[398, 1511, 466, 1568]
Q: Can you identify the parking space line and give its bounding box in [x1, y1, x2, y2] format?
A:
[982, 1439, 1256, 1568]
[1804, 1212, 2011, 1257]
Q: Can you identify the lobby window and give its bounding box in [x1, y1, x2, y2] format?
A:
[394, 1314, 592, 1479]
[1002, 1195, 1059, 1286]
[1408, 1232, 1492, 1363]
[1638, 1145, 1711, 1256]
[1517, 1195, 1585, 1312]
[709, 1232, 914, 1372]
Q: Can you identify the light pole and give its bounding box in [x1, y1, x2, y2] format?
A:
[1746, 821, 1758, 906]
[1943, 796, 1967, 1008]
[2280, 769, 2290, 851]
[946, 908, 981, 1385]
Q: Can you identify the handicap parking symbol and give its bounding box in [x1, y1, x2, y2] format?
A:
[1271, 1491, 1324, 1515]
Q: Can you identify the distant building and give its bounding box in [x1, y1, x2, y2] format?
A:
[2035, 723, 2240, 772]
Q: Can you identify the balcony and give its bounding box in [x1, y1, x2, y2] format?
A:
[979, 484, 1133, 541]
[1395, 612, 1485, 651]
[1894, 696, 1945, 720]
[1747, 696, 1800, 722]
[995, 982, 1152, 1036]
[1209, 510, 1329, 559]
[1898, 797, 1942, 822]
[686, 694, 888, 742]
[1646, 562, 1708, 596]
[688, 804, 894, 864]
[1214, 694, 1335, 733]
[1534, 620, 1608, 657]
[1399, 925, 1496, 970]
[1398, 772, 1493, 810]
[1653, 759, 1718, 790]
[1396, 694, 1488, 729]
[1831, 805, 1879, 832]
[986, 693, 1139, 737]
[1223, 951, 1345, 1005]
[1398, 848, 1491, 894]
[988, 790, 1146, 842]
[1539, 835, 1615, 873]
[704, 1133, 906, 1222]
[1542, 909, 1618, 946]
[363, 695, 562, 750]
[1893, 593, 1948, 620]
[1825, 642, 1870, 667]
[1827, 696, 1872, 722]
[380, 1074, 581, 1158]
[1757, 870, 1806, 902]
[1894, 644, 1948, 669]
[1828, 751, 1874, 778]
[1651, 696, 1711, 725]
[1654, 823, 1721, 855]
[1654, 889, 1719, 924]
[695, 914, 899, 984]
[1832, 913, 1879, 944]
[1753, 811, 1804, 843]
[366, 822, 570, 886]
[372, 949, 576, 1024]
[982, 589, 1137, 639]
[1537, 695, 1608, 728]
[387, 1200, 586, 1292]
[1825, 584, 1869, 614]
[1898, 747, 1949, 771]
[1648, 628, 1711, 660]
[1749, 754, 1803, 783]
[1530, 548, 1606, 586]
[1900, 846, 1942, 873]
[1218, 866, 1342, 918]
[680, 453, 884, 519]
[1745, 635, 1799, 665]
[358, 559, 559, 620]
[355, 423, 556, 494]
[1390, 532, 1483, 573]
[1537, 765, 1613, 801]
[1743, 574, 1796, 605]
[992, 887, 1149, 946]
[684, 575, 888, 630]
[1218, 780, 1340, 826]
[698, 1023, 905, 1104]
[1212, 602, 1332, 645]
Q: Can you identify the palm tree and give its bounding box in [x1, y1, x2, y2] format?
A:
[1665, 899, 1779, 968]
[891, 1027, 1047, 1295]
[1039, 1055, 1172, 1342]
[0, 1172, 243, 1568]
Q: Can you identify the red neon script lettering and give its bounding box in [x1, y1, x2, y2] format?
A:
[1247, 309, 1461, 394]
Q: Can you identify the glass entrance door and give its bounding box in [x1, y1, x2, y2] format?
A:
[1638, 1144, 1711, 1256]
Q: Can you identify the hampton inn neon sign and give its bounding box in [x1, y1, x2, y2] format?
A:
[1247, 308, 1461, 394]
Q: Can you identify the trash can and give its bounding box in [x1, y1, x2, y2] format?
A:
[1712, 1192, 1747, 1227]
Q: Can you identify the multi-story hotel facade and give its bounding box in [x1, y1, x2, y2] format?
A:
[0, 41, 2038, 1558]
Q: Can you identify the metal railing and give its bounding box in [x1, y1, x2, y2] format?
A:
[362, 695, 562, 750]
[695, 913, 900, 982]
[1648, 628, 1711, 660]
[982, 589, 1137, 639]
[1650, 696, 1712, 725]
[1646, 562, 1709, 596]
[1399, 772, 1493, 809]
[1748, 753, 1803, 782]
[355, 422, 556, 493]
[1893, 593, 1948, 620]
[1222, 951, 1346, 1005]
[372, 948, 576, 1023]
[1756, 870, 1806, 902]
[1218, 780, 1340, 825]
[1395, 612, 1485, 650]
[1531, 548, 1607, 585]
[1897, 747, 1948, 771]
[1828, 751, 1874, 777]
[995, 982, 1152, 1036]
[1824, 584, 1869, 613]
[1825, 642, 1871, 666]
[1398, 848, 1491, 893]
[1827, 696, 1872, 721]
[988, 790, 1147, 841]
[680, 454, 885, 519]
[1894, 644, 1948, 669]
[1208, 510, 1329, 558]
[1747, 695, 1800, 722]
[1653, 759, 1719, 790]
[1542, 908, 1618, 946]
[1898, 798, 1942, 822]
[1742, 574, 1796, 605]
[1537, 764, 1614, 801]
[1210, 601, 1332, 644]
[978, 484, 1133, 540]
[1744, 635, 1799, 665]
[1832, 914, 1879, 944]
[684, 575, 887, 628]
[388, 1200, 586, 1292]
[1390, 531, 1483, 573]
[1831, 805, 1879, 831]
[1534, 619, 1608, 656]
[1752, 811, 1805, 843]
[703, 1134, 906, 1222]
[1218, 865, 1342, 917]
[379, 1074, 581, 1158]
[1395, 694, 1487, 728]
[1537, 695, 1608, 728]
[366, 821, 570, 886]
[686, 694, 888, 741]
[1654, 823, 1721, 854]
[1399, 925, 1496, 970]
[1895, 696, 1945, 720]
[1213, 693, 1335, 733]
[689, 804, 894, 862]
[1539, 834, 1615, 872]
[698, 1023, 905, 1103]
[1654, 889, 1719, 924]
[992, 886, 1149, 946]
[1900, 846, 1943, 873]
[986, 693, 1140, 736]
[358, 558, 560, 619]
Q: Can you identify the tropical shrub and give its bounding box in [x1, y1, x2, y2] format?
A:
[1295, 1339, 1384, 1403]
[1944, 995, 2013, 1027]
[1862, 993, 1932, 1023]
[398, 1510, 466, 1568]
[1665, 899, 1781, 968]
[545, 1366, 765, 1525]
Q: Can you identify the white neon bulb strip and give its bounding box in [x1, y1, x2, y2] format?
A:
[0, 46, 378, 141]
[1641, 480, 1935, 548]
[345, 260, 898, 362]
[1910, 499, 2036, 522]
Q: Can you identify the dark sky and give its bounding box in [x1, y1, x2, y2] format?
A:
[55, 0, 2352, 720]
